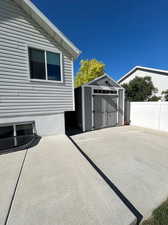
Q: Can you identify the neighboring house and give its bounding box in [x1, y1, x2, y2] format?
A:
[118, 66, 168, 99]
[0, 0, 80, 138]
[75, 74, 125, 132]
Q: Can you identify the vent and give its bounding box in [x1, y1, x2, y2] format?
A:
[94, 89, 117, 94]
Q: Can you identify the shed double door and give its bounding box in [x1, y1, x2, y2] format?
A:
[93, 95, 118, 129]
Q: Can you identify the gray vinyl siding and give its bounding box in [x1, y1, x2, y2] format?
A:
[84, 87, 92, 131]
[91, 76, 120, 88]
[74, 88, 82, 130]
[124, 101, 130, 124]
[0, 0, 74, 118]
[118, 89, 124, 125]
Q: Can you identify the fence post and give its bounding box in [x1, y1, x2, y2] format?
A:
[124, 100, 131, 125]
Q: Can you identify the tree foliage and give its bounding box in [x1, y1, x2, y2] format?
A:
[122, 76, 158, 101]
[162, 90, 168, 101]
[74, 59, 105, 87]
[148, 95, 161, 101]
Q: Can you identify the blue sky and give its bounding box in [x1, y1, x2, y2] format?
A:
[32, 0, 168, 80]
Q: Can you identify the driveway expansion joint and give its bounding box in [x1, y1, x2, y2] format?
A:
[67, 135, 143, 225]
[4, 149, 28, 225]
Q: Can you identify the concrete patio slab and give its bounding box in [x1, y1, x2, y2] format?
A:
[6, 135, 136, 225]
[0, 150, 26, 225]
[72, 126, 168, 220]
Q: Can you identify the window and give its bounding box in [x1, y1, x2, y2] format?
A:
[94, 89, 117, 94]
[0, 126, 13, 139]
[29, 48, 62, 81]
[0, 123, 35, 151]
[29, 48, 46, 80]
[16, 123, 34, 147]
[47, 52, 61, 81]
[16, 124, 34, 136]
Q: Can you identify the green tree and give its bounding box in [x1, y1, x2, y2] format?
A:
[162, 90, 168, 101]
[74, 59, 105, 87]
[148, 95, 161, 101]
[122, 76, 158, 101]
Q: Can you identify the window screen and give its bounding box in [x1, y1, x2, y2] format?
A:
[29, 48, 46, 80]
[47, 52, 61, 81]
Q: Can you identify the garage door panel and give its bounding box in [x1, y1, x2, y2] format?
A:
[107, 112, 117, 127]
[94, 95, 118, 129]
[94, 96, 106, 129]
[106, 96, 118, 127]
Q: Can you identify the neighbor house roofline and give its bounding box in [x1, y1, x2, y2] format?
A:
[13, 0, 81, 59]
[118, 66, 168, 83]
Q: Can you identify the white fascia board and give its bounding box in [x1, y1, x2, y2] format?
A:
[118, 66, 168, 83]
[118, 66, 138, 83]
[136, 66, 168, 74]
[13, 0, 81, 59]
[83, 73, 122, 88]
[104, 73, 123, 88]
[85, 74, 106, 85]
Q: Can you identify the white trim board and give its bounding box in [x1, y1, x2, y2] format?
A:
[118, 66, 168, 83]
[27, 45, 64, 83]
[13, 0, 81, 59]
[90, 86, 119, 130]
[82, 86, 85, 132]
[84, 73, 123, 88]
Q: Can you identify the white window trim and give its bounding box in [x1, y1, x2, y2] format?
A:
[0, 122, 35, 147]
[0, 122, 35, 137]
[27, 45, 64, 83]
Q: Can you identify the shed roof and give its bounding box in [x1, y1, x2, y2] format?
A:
[84, 73, 123, 88]
[13, 0, 81, 59]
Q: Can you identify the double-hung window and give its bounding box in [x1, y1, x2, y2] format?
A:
[29, 47, 62, 82]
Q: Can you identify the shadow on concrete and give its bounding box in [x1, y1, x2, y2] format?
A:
[65, 111, 83, 136]
[65, 127, 83, 136]
[0, 135, 41, 155]
[67, 135, 143, 225]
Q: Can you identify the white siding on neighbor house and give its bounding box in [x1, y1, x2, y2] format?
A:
[120, 69, 168, 96]
[0, 0, 74, 118]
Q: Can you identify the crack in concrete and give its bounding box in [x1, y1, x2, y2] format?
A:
[4, 149, 28, 225]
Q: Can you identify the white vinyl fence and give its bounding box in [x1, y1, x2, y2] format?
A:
[130, 102, 168, 132]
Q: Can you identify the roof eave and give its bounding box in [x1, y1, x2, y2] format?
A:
[13, 0, 81, 59]
[82, 73, 123, 88]
[118, 66, 138, 83]
[118, 66, 168, 83]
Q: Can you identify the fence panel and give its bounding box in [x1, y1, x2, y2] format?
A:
[130, 102, 168, 132]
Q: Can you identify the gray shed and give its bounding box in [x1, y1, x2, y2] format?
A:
[75, 74, 125, 132]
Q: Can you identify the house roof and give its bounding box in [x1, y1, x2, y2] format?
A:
[118, 66, 168, 83]
[84, 73, 123, 88]
[13, 0, 81, 59]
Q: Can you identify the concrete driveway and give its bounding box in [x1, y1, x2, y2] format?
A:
[72, 126, 168, 220]
[0, 150, 26, 225]
[0, 135, 136, 225]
